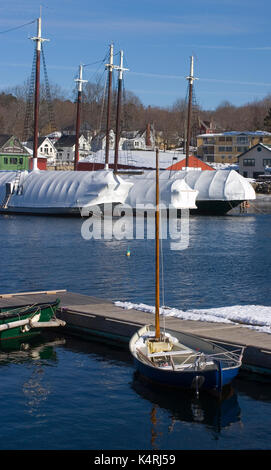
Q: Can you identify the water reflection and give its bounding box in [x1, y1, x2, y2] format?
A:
[0, 336, 65, 417]
[132, 372, 241, 447]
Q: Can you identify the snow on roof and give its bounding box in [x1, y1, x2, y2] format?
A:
[80, 149, 185, 169]
[198, 130, 271, 138]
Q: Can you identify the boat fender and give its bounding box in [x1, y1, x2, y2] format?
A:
[191, 375, 205, 397]
[21, 324, 31, 333]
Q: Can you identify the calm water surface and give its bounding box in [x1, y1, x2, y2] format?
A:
[0, 212, 270, 450]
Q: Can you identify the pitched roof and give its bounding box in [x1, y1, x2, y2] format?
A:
[27, 136, 54, 147]
[237, 142, 271, 159]
[55, 135, 77, 147]
[0, 134, 13, 147]
[166, 155, 215, 171]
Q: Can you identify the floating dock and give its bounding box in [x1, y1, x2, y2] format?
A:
[0, 289, 270, 376]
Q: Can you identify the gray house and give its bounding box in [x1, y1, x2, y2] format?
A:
[238, 143, 271, 179]
[55, 134, 91, 162]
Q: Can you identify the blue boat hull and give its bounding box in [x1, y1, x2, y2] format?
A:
[133, 356, 240, 393]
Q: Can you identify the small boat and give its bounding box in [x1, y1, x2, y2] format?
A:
[129, 150, 244, 395]
[0, 299, 65, 342]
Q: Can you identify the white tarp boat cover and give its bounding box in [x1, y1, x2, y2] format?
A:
[123, 172, 198, 209]
[0, 170, 133, 213]
[0, 168, 255, 215]
[124, 169, 256, 202]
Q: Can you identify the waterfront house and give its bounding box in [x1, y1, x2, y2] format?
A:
[122, 124, 155, 151]
[26, 136, 57, 165]
[238, 143, 271, 179]
[0, 134, 46, 170]
[55, 134, 91, 162]
[197, 131, 271, 164]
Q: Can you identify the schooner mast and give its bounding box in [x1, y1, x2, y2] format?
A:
[114, 50, 129, 172]
[185, 56, 198, 168]
[104, 44, 128, 170]
[74, 65, 87, 171]
[104, 44, 114, 170]
[31, 14, 49, 171]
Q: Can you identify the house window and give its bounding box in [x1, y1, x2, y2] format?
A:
[10, 157, 18, 164]
[4, 157, 8, 164]
[243, 159, 255, 166]
[218, 146, 225, 152]
[237, 136, 249, 144]
[263, 159, 271, 166]
[19, 158, 23, 164]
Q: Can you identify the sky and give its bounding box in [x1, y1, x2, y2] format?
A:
[1, 0, 271, 110]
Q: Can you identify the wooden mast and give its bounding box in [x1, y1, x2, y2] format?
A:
[185, 56, 197, 169]
[105, 44, 114, 170]
[155, 148, 160, 339]
[74, 65, 87, 171]
[31, 14, 48, 171]
[114, 50, 128, 172]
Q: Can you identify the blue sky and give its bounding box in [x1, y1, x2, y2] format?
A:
[1, 0, 271, 110]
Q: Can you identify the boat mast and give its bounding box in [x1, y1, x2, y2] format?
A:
[31, 14, 49, 171]
[105, 43, 114, 170]
[114, 50, 128, 172]
[74, 64, 87, 171]
[185, 56, 197, 168]
[155, 148, 160, 339]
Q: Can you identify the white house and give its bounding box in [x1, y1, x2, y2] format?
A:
[26, 136, 57, 164]
[55, 134, 91, 162]
[90, 125, 155, 153]
[122, 125, 155, 151]
[238, 143, 271, 179]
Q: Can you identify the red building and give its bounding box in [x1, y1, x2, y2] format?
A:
[166, 155, 214, 171]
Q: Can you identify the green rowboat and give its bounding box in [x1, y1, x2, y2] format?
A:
[0, 298, 65, 341]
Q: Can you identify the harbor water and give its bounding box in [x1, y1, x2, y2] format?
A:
[0, 211, 270, 451]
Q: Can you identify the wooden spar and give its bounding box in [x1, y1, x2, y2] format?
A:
[31, 15, 49, 171]
[185, 56, 198, 168]
[74, 65, 87, 171]
[114, 51, 129, 172]
[155, 148, 160, 339]
[0, 318, 65, 332]
[105, 44, 114, 170]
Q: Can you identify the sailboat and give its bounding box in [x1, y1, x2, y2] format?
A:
[129, 149, 245, 395]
